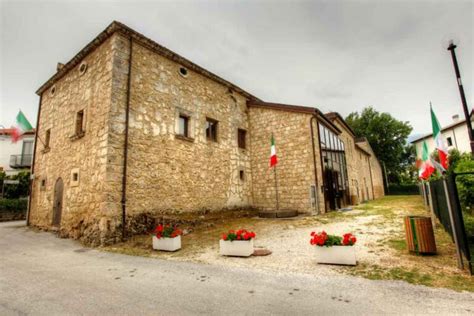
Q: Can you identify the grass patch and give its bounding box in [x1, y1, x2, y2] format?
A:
[344, 263, 474, 292]
[388, 238, 406, 251]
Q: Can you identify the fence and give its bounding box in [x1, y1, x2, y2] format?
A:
[422, 173, 473, 274]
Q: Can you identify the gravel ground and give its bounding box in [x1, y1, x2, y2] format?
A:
[191, 214, 383, 276]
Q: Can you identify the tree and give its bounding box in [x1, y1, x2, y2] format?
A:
[345, 107, 413, 184]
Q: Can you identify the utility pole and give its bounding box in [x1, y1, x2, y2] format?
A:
[447, 41, 474, 155]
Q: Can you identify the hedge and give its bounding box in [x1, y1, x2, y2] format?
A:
[387, 184, 419, 195]
[0, 198, 28, 213]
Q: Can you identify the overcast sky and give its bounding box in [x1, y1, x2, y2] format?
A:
[1, 0, 472, 137]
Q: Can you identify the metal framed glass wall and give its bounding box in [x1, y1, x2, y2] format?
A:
[319, 123, 349, 210]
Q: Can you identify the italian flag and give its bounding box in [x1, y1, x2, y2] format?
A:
[11, 111, 33, 143]
[419, 140, 435, 180]
[430, 106, 448, 171]
[270, 134, 278, 167]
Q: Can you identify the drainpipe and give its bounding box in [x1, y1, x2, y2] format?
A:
[26, 93, 43, 226]
[121, 37, 133, 240]
[309, 116, 320, 214]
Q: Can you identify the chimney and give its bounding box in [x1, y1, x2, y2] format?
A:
[452, 114, 460, 122]
[57, 62, 65, 72]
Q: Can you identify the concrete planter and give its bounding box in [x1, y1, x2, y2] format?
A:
[152, 236, 181, 252]
[219, 239, 254, 257]
[314, 245, 356, 265]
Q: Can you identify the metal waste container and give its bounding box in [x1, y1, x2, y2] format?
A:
[404, 216, 437, 254]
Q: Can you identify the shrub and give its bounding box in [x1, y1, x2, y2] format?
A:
[2, 171, 30, 199]
[455, 156, 474, 214]
[0, 198, 28, 213]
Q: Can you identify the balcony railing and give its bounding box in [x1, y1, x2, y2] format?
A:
[9, 154, 33, 168]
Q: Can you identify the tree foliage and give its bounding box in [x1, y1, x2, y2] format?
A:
[345, 107, 413, 184]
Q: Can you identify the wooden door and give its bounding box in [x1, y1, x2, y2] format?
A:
[52, 178, 63, 227]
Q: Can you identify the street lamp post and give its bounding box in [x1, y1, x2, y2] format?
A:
[447, 41, 474, 155]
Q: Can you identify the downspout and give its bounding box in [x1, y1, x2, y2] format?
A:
[121, 37, 133, 240]
[26, 93, 43, 226]
[309, 115, 320, 214]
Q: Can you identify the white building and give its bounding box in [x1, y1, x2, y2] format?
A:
[411, 111, 474, 159]
[0, 129, 35, 175]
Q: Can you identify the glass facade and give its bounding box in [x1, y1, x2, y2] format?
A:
[319, 123, 349, 209]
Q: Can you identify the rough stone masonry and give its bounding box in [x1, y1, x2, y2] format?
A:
[29, 21, 384, 245]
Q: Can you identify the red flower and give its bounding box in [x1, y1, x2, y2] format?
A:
[153, 224, 183, 239]
[221, 229, 256, 241]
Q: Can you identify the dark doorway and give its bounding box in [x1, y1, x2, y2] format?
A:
[52, 178, 64, 227]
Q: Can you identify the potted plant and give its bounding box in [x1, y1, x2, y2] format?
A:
[310, 231, 357, 265]
[219, 229, 256, 257]
[152, 224, 182, 252]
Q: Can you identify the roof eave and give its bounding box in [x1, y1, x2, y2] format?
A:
[36, 21, 261, 101]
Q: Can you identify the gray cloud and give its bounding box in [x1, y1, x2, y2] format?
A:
[1, 0, 472, 136]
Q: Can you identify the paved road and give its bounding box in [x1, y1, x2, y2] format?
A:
[1, 221, 473, 315]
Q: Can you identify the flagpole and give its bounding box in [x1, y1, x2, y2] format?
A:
[274, 164, 279, 211]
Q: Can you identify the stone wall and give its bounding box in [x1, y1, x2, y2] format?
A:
[355, 148, 373, 201]
[29, 35, 120, 245]
[248, 106, 325, 214]
[356, 141, 385, 199]
[120, 39, 253, 215]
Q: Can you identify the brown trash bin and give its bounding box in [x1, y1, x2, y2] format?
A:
[404, 216, 437, 254]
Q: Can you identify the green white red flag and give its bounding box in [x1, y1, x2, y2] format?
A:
[11, 110, 33, 143]
[430, 106, 448, 171]
[419, 140, 435, 180]
[270, 134, 277, 167]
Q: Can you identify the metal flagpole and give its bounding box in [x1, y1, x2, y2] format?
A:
[426, 182, 436, 229]
[274, 164, 279, 211]
[443, 177, 463, 269]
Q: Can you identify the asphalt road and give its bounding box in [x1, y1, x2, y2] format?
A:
[1, 221, 473, 315]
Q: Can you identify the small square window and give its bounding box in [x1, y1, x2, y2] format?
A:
[75, 110, 85, 135]
[71, 168, 80, 187]
[239, 170, 245, 181]
[447, 137, 453, 146]
[178, 114, 189, 137]
[206, 118, 218, 142]
[238, 129, 246, 149]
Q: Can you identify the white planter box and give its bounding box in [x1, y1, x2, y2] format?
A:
[219, 239, 254, 257]
[152, 236, 181, 252]
[314, 245, 356, 265]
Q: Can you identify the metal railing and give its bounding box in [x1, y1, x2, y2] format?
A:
[9, 154, 33, 168]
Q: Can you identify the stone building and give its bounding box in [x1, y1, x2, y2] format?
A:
[28, 21, 384, 245]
